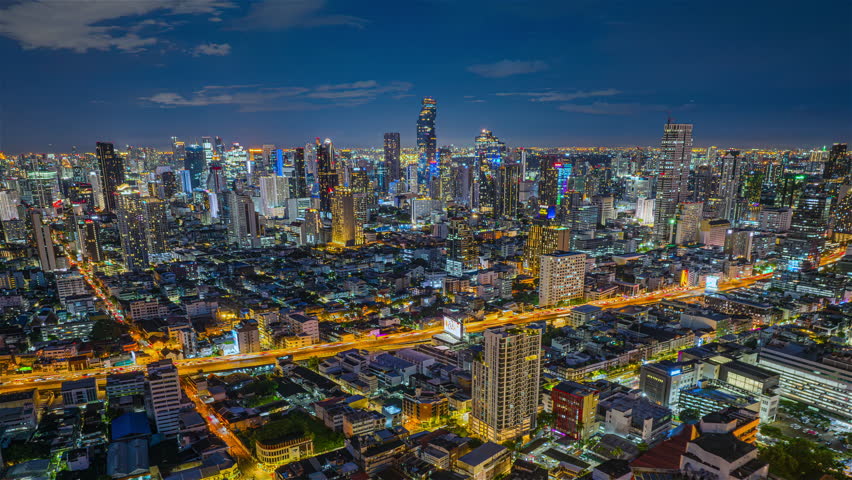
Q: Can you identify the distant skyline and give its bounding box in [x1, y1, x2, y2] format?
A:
[1, 0, 850, 153]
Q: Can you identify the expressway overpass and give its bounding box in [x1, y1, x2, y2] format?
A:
[2, 247, 845, 396]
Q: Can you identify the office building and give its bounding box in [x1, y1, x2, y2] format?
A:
[724, 229, 754, 261]
[599, 390, 672, 444]
[142, 196, 167, 255]
[757, 207, 792, 232]
[824, 143, 849, 180]
[674, 202, 703, 245]
[524, 221, 570, 276]
[699, 218, 730, 246]
[317, 138, 338, 217]
[470, 325, 541, 443]
[417, 97, 438, 181]
[183, 144, 206, 190]
[446, 217, 477, 276]
[790, 193, 832, 240]
[31, 210, 58, 272]
[474, 129, 506, 212]
[61, 378, 98, 407]
[756, 341, 852, 419]
[639, 361, 698, 412]
[228, 192, 261, 248]
[115, 186, 149, 272]
[75, 218, 102, 263]
[292, 147, 308, 198]
[552, 381, 599, 440]
[717, 149, 743, 221]
[384, 132, 401, 186]
[653, 123, 693, 244]
[496, 161, 520, 218]
[96, 142, 124, 211]
[538, 251, 586, 306]
[331, 187, 357, 247]
[145, 360, 182, 435]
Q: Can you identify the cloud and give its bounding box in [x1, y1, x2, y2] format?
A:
[235, 0, 366, 31]
[140, 81, 413, 112]
[192, 42, 231, 56]
[467, 60, 548, 78]
[559, 102, 641, 115]
[0, 0, 235, 53]
[497, 88, 621, 102]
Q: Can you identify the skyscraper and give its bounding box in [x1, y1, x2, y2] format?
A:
[470, 324, 542, 443]
[96, 142, 124, 212]
[674, 202, 704, 245]
[524, 220, 570, 276]
[824, 143, 849, 180]
[184, 145, 206, 190]
[75, 218, 102, 263]
[331, 187, 356, 247]
[293, 147, 308, 198]
[790, 193, 832, 240]
[417, 97, 437, 185]
[317, 138, 338, 218]
[228, 192, 261, 248]
[145, 359, 182, 436]
[171, 137, 186, 166]
[653, 122, 693, 243]
[445, 217, 477, 276]
[142, 196, 167, 255]
[383, 132, 401, 187]
[31, 210, 58, 272]
[115, 185, 149, 272]
[552, 381, 599, 441]
[474, 129, 506, 213]
[496, 162, 520, 218]
[538, 251, 586, 306]
[717, 149, 743, 222]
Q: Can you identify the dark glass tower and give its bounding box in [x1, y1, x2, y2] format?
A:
[293, 147, 308, 198]
[96, 142, 125, 212]
[317, 138, 338, 217]
[184, 144, 206, 190]
[417, 98, 437, 183]
[383, 132, 401, 188]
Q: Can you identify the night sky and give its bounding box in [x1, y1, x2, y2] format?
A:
[1, 0, 850, 153]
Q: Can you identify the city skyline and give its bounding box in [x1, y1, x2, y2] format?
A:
[1, 0, 851, 153]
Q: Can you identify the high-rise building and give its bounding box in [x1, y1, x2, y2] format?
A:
[236, 320, 261, 354]
[417, 97, 437, 183]
[331, 187, 357, 247]
[653, 123, 693, 244]
[171, 137, 186, 166]
[591, 195, 615, 225]
[790, 193, 832, 240]
[115, 185, 149, 272]
[228, 192, 261, 248]
[474, 129, 506, 213]
[639, 360, 698, 412]
[31, 210, 58, 272]
[259, 175, 290, 217]
[184, 145, 206, 190]
[495, 162, 520, 218]
[539, 251, 586, 306]
[351, 168, 369, 245]
[717, 149, 743, 222]
[524, 220, 570, 276]
[384, 133, 401, 187]
[552, 381, 599, 440]
[96, 142, 125, 212]
[317, 138, 338, 217]
[142, 196, 167, 255]
[145, 359, 182, 436]
[445, 217, 477, 276]
[292, 147, 308, 198]
[674, 202, 704, 245]
[824, 143, 849, 180]
[75, 218, 102, 263]
[470, 325, 542, 443]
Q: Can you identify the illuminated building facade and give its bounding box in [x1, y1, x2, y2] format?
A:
[417, 97, 437, 185]
[653, 123, 693, 244]
[96, 142, 124, 212]
[317, 138, 338, 218]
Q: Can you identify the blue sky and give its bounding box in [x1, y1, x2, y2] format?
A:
[1, 0, 850, 153]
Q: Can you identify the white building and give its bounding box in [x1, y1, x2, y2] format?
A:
[146, 359, 182, 435]
[538, 251, 586, 307]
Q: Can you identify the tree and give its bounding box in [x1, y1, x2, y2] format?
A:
[90, 318, 128, 342]
[759, 438, 845, 480]
[679, 408, 701, 424]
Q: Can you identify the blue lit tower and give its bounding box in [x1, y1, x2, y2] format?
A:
[184, 145, 206, 190]
[473, 129, 506, 213]
[417, 97, 437, 189]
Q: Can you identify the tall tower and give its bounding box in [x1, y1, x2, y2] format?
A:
[96, 142, 124, 212]
[143, 196, 168, 255]
[417, 98, 437, 185]
[293, 147, 308, 198]
[445, 217, 477, 276]
[470, 325, 542, 443]
[384, 132, 401, 188]
[474, 129, 506, 213]
[538, 251, 586, 306]
[331, 187, 356, 247]
[115, 185, 149, 272]
[717, 149, 743, 222]
[317, 138, 338, 218]
[824, 143, 849, 180]
[145, 359, 182, 436]
[31, 210, 58, 272]
[653, 122, 693, 244]
[184, 145, 206, 190]
[228, 192, 261, 248]
[496, 162, 520, 218]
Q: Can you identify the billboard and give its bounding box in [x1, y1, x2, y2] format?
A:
[443, 315, 465, 340]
